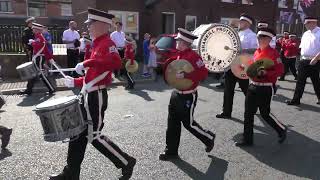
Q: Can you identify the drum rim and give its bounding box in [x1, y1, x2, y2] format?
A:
[197, 23, 241, 73]
[35, 96, 79, 111]
[16, 62, 34, 69]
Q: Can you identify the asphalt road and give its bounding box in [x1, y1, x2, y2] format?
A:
[0, 75, 319, 180]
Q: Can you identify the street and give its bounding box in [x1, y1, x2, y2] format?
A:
[0, 76, 320, 180]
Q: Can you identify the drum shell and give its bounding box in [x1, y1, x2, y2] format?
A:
[35, 97, 86, 142]
[16, 62, 38, 81]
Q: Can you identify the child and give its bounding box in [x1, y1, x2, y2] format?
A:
[147, 37, 157, 77]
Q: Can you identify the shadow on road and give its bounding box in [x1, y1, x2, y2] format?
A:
[128, 89, 155, 101]
[0, 148, 12, 161]
[230, 117, 320, 179]
[171, 155, 228, 180]
[17, 94, 53, 107]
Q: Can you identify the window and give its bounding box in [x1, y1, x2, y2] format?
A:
[185, 15, 197, 31]
[221, 0, 235, 3]
[0, 1, 12, 12]
[28, 1, 46, 17]
[61, 3, 72, 16]
[108, 10, 139, 39]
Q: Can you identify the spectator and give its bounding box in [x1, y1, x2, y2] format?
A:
[79, 32, 91, 62]
[147, 37, 157, 78]
[110, 22, 126, 78]
[43, 26, 53, 54]
[142, 33, 151, 76]
[62, 21, 80, 77]
[22, 17, 35, 61]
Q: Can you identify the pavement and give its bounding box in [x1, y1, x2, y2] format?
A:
[0, 72, 156, 95]
[0, 75, 320, 180]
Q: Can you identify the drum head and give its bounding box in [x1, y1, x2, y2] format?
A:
[35, 96, 78, 111]
[197, 23, 241, 73]
[16, 62, 33, 69]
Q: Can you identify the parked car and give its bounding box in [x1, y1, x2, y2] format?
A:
[155, 34, 178, 73]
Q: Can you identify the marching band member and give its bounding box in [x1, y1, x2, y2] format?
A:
[235, 27, 287, 147]
[22, 17, 35, 61]
[257, 21, 276, 48]
[159, 28, 215, 161]
[51, 8, 136, 180]
[286, 17, 320, 105]
[216, 14, 257, 119]
[123, 37, 136, 89]
[279, 33, 299, 81]
[20, 23, 55, 95]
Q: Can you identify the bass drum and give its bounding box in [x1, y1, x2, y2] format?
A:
[193, 23, 241, 73]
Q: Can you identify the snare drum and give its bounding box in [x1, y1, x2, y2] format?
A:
[34, 96, 86, 142]
[16, 62, 38, 80]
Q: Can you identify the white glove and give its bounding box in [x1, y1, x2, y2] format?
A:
[28, 39, 35, 45]
[63, 76, 74, 88]
[75, 63, 84, 75]
[49, 59, 55, 65]
[176, 72, 184, 79]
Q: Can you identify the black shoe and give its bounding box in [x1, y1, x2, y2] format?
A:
[215, 83, 224, 89]
[119, 157, 136, 180]
[317, 100, 320, 105]
[294, 76, 298, 80]
[278, 78, 285, 81]
[49, 173, 66, 180]
[159, 152, 180, 161]
[1, 128, 12, 149]
[19, 90, 32, 95]
[48, 90, 55, 95]
[286, 100, 300, 105]
[235, 141, 253, 147]
[205, 133, 216, 152]
[278, 127, 287, 144]
[216, 113, 231, 119]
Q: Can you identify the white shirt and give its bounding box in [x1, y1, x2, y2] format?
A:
[270, 37, 276, 49]
[238, 28, 258, 50]
[110, 31, 126, 48]
[300, 26, 320, 58]
[62, 28, 80, 49]
[79, 38, 87, 52]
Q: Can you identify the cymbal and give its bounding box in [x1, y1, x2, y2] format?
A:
[246, 58, 274, 78]
[125, 60, 139, 73]
[231, 54, 252, 79]
[165, 59, 194, 90]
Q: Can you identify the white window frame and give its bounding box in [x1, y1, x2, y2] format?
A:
[108, 10, 139, 35]
[185, 15, 197, 31]
[0, 0, 13, 13]
[162, 12, 175, 34]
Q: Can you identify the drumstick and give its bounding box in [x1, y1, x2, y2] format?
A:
[51, 61, 67, 78]
[224, 46, 238, 52]
[49, 68, 76, 73]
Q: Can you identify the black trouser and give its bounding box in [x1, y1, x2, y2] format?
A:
[122, 66, 135, 88]
[243, 84, 286, 143]
[165, 91, 215, 154]
[114, 48, 125, 77]
[67, 49, 79, 77]
[280, 57, 297, 79]
[63, 89, 132, 179]
[79, 51, 85, 62]
[26, 56, 55, 93]
[222, 70, 249, 116]
[292, 60, 320, 102]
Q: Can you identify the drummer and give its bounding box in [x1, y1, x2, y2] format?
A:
[159, 28, 215, 161]
[257, 21, 276, 48]
[51, 8, 136, 180]
[216, 13, 257, 119]
[235, 27, 287, 147]
[19, 23, 55, 95]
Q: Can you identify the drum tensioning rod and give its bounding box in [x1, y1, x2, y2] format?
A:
[49, 68, 76, 73]
[51, 61, 67, 78]
[224, 46, 238, 52]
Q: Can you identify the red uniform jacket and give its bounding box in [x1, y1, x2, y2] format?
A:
[32, 32, 53, 62]
[283, 39, 300, 58]
[250, 46, 284, 84]
[74, 34, 122, 87]
[163, 48, 208, 91]
[125, 43, 135, 64]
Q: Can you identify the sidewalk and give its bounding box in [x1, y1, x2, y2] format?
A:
[0, 73, 156, 95]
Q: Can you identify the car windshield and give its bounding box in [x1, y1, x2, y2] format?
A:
[155, 36, 174, 50]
